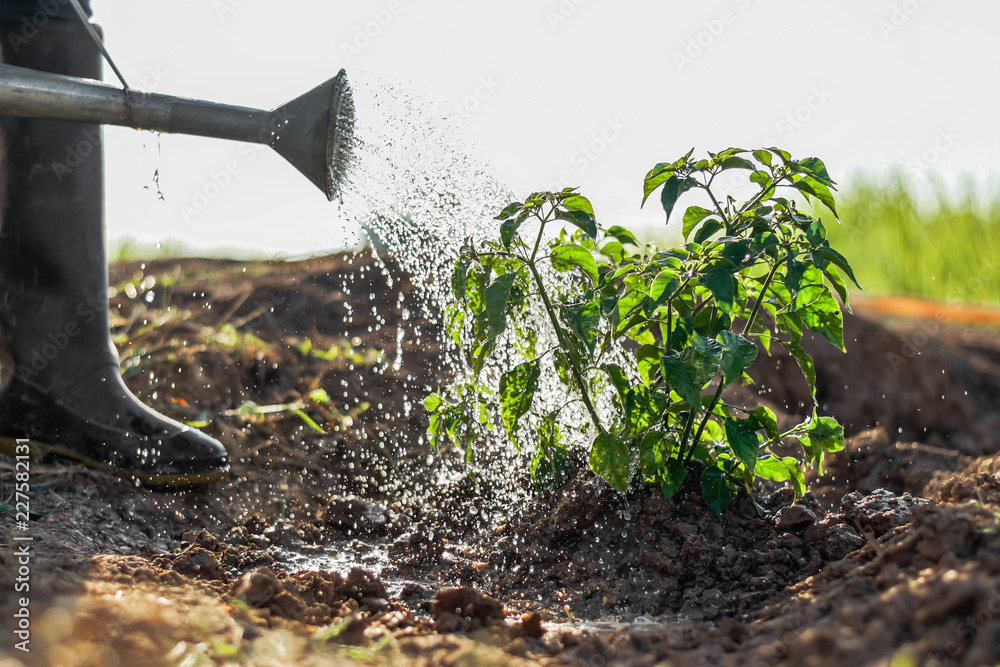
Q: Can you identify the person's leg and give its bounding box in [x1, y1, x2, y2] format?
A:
[0, 18, 229, 486]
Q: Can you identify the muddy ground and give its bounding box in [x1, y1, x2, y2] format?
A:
[1, 252, 1000, 666]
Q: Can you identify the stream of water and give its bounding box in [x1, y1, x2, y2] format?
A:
[329, 74, 608, 500]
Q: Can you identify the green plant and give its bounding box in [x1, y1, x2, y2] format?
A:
[425, 148, 859, 517]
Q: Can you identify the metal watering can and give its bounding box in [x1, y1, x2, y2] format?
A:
[0, 62, 355, 200]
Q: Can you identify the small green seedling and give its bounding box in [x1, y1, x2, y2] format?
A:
[426, 147, 859, 517]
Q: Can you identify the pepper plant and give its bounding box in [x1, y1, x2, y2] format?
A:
[425, 148, 859, 517]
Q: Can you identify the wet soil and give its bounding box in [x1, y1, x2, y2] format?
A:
[1, 252, 1000, 666]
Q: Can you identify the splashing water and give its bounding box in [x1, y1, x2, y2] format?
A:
[331, 74, 606, 510]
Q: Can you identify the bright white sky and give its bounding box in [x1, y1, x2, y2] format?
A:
[92, 0, 1000, 257]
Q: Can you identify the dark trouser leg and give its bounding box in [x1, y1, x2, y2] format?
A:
[0, 20, 229, 486]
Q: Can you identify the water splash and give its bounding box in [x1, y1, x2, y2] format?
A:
[332, 73, 606, 509]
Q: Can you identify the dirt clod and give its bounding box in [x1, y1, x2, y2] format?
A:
[433, 588, 506, 633]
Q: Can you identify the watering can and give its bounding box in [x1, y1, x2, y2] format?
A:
[0, 63, 354, 200]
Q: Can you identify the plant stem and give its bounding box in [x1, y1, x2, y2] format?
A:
[705, 185, 728, 224]
[685, 260, 782, 463]
[675, 409, 697, 462]
[526, 261, 604, 434]
[529, 208, 553, 263]
[666, 301, 673, 352]
[742, 259, 781, 337]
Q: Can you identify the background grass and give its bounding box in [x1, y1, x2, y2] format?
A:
[820, 174, 1000, 305]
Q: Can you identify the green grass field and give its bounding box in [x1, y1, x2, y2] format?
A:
[821, 174, 1000, 305]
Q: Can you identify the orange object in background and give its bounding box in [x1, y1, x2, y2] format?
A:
[852, 295, 1000, 328]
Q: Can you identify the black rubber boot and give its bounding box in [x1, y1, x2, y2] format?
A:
[0, 20, 229, 487]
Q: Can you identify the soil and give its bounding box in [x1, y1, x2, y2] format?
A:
[1, 251, 1000, 666]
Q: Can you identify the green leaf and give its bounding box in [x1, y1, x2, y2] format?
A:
[562, 194, 595, 218]
[294, 409, 326, 434]
[720, 156, 755, 171]
[657, 459, 687, 500]
[636, 344, 661, 386]
[718, 331, 757, 386]
[725, 417, 761, 473]
[642, 152, 692, 205]
[693, 219, 724, 244]
[806, 416, 845, 453]
[484, 273, 518, 341]
[799, 157, 835, 187]
[749, 406, 780, 441]
[642, 166, 673, 205]
[499, 360, 541, 439]
[639, 431, 672, 480]
[422, 393, 444, 412]
[700, 268, 736, 314]
[561, 300, 602, 353]
[756, 455, 792, 482]
[500, 217, 521, 249]
[805, 219, 827, 246]
[452, 246, 475, 299]
[626, 385, 666, 435]
[660, 176, 698, 224]
[604, 363, 631, 405]
[496, 201, 522, 220]
[702, 465, 736, 519]
[649, 269, 680, 308]
[784, 457, 806, 499]
[766, 147, 793, 164]
[590, 432, 630, 492]
[682, 206, 714, 241]
[777, 337, 817, 401]
[555, 208, 598, 239]
[531, 412, 569, 488]
[790, 176, 838, 218]
[821, 264, 851, 310]
[550, 244, 599, 285]
[605, 225, 640, 246]
[794, 282, 845, 351]
[661, 334, 722, 407]
[752, 149, 772, 167]
[599, 240, 626, 262]
[552, 349, 573, 387]
[814, 246, 861, 289]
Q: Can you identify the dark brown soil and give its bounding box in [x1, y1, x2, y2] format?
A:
[1, 252, 1000, 667]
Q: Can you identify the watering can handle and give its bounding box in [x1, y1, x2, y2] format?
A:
[65, 0, 130, 90]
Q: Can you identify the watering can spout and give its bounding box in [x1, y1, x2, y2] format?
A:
[0, 64, 355, 200]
